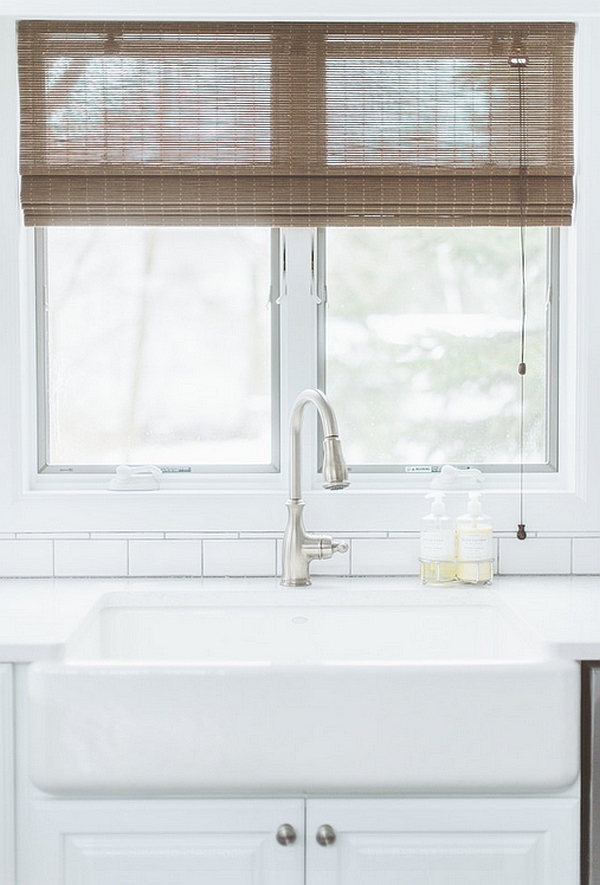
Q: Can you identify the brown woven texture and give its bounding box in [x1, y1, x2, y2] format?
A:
[18, 21, 575, 226]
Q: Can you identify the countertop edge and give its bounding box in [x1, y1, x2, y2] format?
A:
[0, 574, 598, 663]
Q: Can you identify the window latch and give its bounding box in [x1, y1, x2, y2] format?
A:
[108, 464, 161, 491]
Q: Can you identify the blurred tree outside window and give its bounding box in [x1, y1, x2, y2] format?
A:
[43, 227, 273, 468]
[324, 227, 551, 468]
[40, 225, 553, 472]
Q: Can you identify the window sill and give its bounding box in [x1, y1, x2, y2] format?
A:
[2, 479, 594, 537]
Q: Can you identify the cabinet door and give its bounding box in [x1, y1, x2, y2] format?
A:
[307, 797, 579, 885]
[0, 666, 13, 885]
[28, 798, 304, 885]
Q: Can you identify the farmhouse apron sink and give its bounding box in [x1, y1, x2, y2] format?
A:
[27, 586, 579, 797]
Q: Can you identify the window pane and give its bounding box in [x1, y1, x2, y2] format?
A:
[47, 51, 272, 166]
[325, 227, 549, 467]
[44, 227, 272, 467]
[327, 57, 491, 167]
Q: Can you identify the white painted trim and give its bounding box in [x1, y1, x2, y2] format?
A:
[0, 666, 14, 885]
[4, 1, 600, 20]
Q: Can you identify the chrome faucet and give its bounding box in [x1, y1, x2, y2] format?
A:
[281, 389, 349, 586]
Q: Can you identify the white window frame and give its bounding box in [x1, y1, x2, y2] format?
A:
[0, 8, 598, 539]
[316, 226, 561, 476]
[34, 227, 283, 476]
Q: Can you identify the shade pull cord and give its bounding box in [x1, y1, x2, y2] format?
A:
[517, 224, 527, 541]
[517, 260, 527, 541]
[511, 52, 528, 541]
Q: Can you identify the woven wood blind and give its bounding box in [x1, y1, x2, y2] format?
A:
[18, 20, 575, 227]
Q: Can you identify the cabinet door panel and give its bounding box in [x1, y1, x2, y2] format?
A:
[29, 799, 304, 885]
[64, 832, 288, 885]
[312, 830, 544, 885]
[307, 797, 579, 885]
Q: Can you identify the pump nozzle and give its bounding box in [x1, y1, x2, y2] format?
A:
[425, 491, 447, 517]
[467, 491, 482, 518]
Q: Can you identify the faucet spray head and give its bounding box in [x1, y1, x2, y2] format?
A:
[322, 436, 349, 490]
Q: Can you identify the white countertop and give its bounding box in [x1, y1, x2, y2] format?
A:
[0, 574, 598, 662]
[494, 574, 600, 660]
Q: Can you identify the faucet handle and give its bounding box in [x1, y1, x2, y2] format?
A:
[316, 537, 349, 560]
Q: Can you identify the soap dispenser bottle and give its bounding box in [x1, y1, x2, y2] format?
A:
[419, 492, 456, 584]
[456, 491, 493, 584]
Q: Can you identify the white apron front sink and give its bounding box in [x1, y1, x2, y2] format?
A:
[27, 585, 579, 797]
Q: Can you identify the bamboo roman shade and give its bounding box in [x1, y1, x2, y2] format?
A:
[18, 20, 575, 227]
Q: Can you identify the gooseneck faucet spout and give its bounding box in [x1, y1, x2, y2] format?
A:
[281, 389, 349, 586]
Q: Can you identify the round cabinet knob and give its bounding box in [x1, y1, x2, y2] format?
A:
[316, 824, 336, 846]
[276, 824, 297, 846]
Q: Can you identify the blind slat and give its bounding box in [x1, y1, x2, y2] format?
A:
[18, 20, 576, 227]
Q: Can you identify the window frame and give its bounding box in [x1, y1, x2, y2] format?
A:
[35, 225, 560, 478]
[13, 221, 589, 521]
[316, 226, 561, 476]
[34, 227, 283, 476]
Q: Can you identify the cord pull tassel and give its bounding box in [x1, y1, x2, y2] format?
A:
[517, 523, 527, 540]
[518, 362, 527, 375]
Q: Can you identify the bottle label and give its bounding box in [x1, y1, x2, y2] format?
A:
[420, 530, 455, 561]
[458, 530, 493, 562]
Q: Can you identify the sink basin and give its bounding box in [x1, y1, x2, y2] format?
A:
[27, 586, 579, 797]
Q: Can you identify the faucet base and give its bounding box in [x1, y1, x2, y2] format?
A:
[280, 577, 312, 587]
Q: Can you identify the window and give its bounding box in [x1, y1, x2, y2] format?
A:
[323, 227, 557, 470]
[39, 224, 557, 474]
[19, 20, 575, 487]
[38, 227, 277, 472]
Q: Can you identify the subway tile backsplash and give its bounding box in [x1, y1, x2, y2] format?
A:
[0, 532, 595, 578]
[352, 537, 421, 577]
[497, 537, 572, 576]
[572, 537, 600, 575]
[129, 540, 202, 577]
[0, 540, 54, 578]
[54, 539, 128, 578]
[204, 539, 277, 577]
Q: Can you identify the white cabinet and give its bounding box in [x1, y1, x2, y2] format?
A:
[306, 797, 580, 885]
[0, 666, 13, 885]
[25, 794, 579, 885]
[27, 799, 304, 885]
